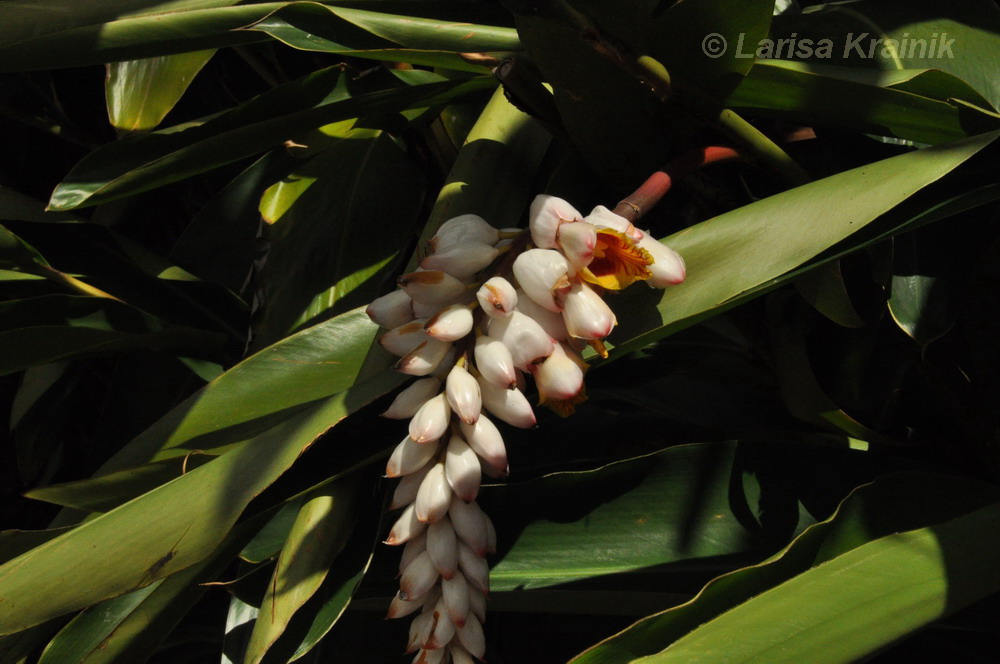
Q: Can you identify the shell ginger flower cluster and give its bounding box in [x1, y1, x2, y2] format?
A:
[366, 194, 686, 663]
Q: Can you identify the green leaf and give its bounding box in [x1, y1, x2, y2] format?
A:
[48, 70, 494, 210]
[727, 61, 1000, 145]
[888, 229, 956, 348]
[106, 50, 216, 132]
[605, 131, 1000, 358]
[0, 367, 402, 636]
[244, 479, 360, 664]
[572, 471, 1000, 663]
[239, 500, 303, 564]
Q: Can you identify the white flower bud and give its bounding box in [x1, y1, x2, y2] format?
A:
[409, 393, 451, 443]
[476, 276, 517, 318]
[406, 612, 434, 654]
[382, 378, 442, 419]
[421, 243, 499, 279]
[400, 549, 441, 602]
[415, 462, 452, 523]
[557, 220, 597, 269]
[385, 503, 427, 545]
[380, 320, 428, 357]
[398, 270, 467, 305]
[487, 310, 555, 371]
[515, 289, 569, 341]
[430, 214, 499, 253]
[473, 336, 517, 390]
[560, 281, 617, 340]
[441, 571, 470, 628]
[457, 541, 490, 596]
[399, 531, 427, 573]
[395, 339, 453, 376]
[387, 435, 437, 478]
[424, 304, 474, 342]
[412, 646, 447, 664]
[425, 597, 456, 649]
[387, 590, 424, 619]
[449, 494, 489, 556]
[529, 194, 582, 249]
[638, 233, 686, 287]
[459, 416, 508, 477]
[445, 436, 481, 502]
[531, 341, 588, 402]
[450, 645, 477, 664]
[391, 462, 432, 509]
[445, 365, 481, 425]
[367, 289, 414, 329]
[512, 248, 571, 312]
[456, 612, 486, 659]
[585, 205, 644, 241]
[468, 586, 486, 623]
[483, 512, 497, 555]
[477, 375, 536, 429]
[426, 517, 459, 580]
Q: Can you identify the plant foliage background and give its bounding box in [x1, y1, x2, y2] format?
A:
[2, 0, 1000, 662]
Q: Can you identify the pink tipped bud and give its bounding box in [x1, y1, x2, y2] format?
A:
[398, 270, 467, 305]
[386, 503, 427, 546]
[531, 341, 588, 402]
[395, 339, 453, 376]
[457, 541, 490, 596]
[449, 495, 489, 556]
[367, 289, 414, 329]
[445, 365, 481, 424]
[445, 436, 482, 502]
[400, 550, 441, 602]
[473, 336, 517, 390]
[406, 612, 434, 653]
[421, 243, 499, 279]
[557, 220, 597, 269]
[382, 378, 441, 419]
[512, 248, 571, 313]
[430, 214, 500, 253]
[379, 320, 428, 357]
[425, 597, 456, 649]
[560, 281, 617, 340]
[450, 646, 477, 664]
[387, 590, 425, 620]
[586, 205, 644, 241]
[426, 517, 459, 580]
[387, 435, 437, 478]
[638, 233, 686, 287]
[399, 531, 428, 573]
[441, 571, 471, 628]
[476, 276, 517, 318]
[415, 462, 452, 523]
[477, 375, 536, 429]
[515, 289, 569, 341]
[456, 612, 486, 659]
[408, 393, 451, 443]
[412, 646, 447, 664]
[390, 462, 432, 510]
[468, 586, 486, 624]
[459, 416, 508, 477]
[424, 304, 474, 342]
[529, 194, 582, 249]
[487, 310, 555, 371]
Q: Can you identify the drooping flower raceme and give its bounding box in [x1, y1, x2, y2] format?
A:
[366, 197, 685, 663]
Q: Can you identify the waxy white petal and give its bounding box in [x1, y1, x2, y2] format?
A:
[387, 435, 437, 478]
[456, 613, 486, 659]
[415, 462, 452, 523]
[473, 336, 517, 390]
[421, 242, 499, 279]
[477, 376, 536, 429]
[476, 276, 518, 318]
[560, 281, 617, 340]
[531, 341, 587, 402]
[449, 495, 489, 556]
[391, 462, 432, 510]
[441, 571, 471, 627]
[529, 194, 582, 249]
[412, 647, 447, 664]
[425, 304, 474, 342]
[400, 550, 440, 601]
[515, 288, 569, 341]
[512, 248, 571, 312]
[382, 378, 442, 419]
[450, 645, 477, 664]
[638, 233, 687, 287]
[399, 531, 428, 573]
[483, 512, 497, 555]
[426, 517, 459, 580]
[396, 339, 453, 376]
[468, 586, 486, 623]
[459, 416, 508, 477]
[398, 270, 467, 305]
[457, 541, 490, 596]
[487, 310, 555, 371]
[557, 220, 597, 269]
[445, 436, 482, 502]
[430, 214, 499, 253]
[387, 590, 424, 619]
[425, 597, 456, 649]
[445, 365, 481, 425]
[367, 288, 414, 329]
[380, 320, 428, 357]
[409, 393, 451, 443]
[406, 612, 434, 653]
[586, 204, 644, 241]
[386, 503, 427, 545]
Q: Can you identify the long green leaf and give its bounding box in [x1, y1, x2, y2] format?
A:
[106, 50, 216, 132]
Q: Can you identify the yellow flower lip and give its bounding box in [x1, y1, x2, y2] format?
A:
[579, 228, 653, 290]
